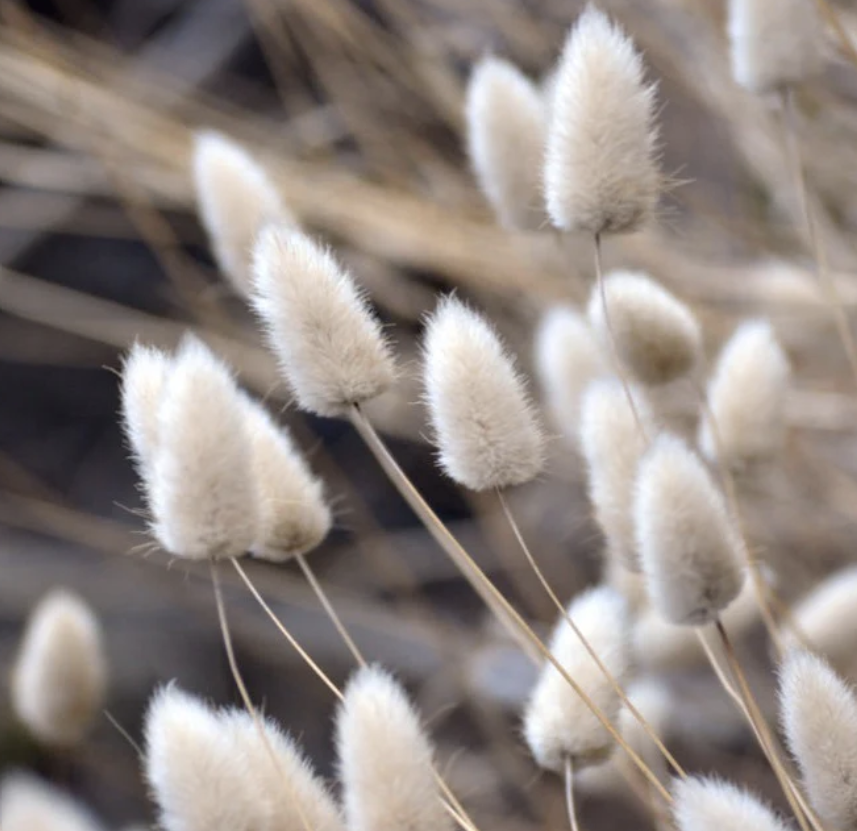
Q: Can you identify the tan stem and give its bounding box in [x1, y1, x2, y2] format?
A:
[564, 755, 581, 831]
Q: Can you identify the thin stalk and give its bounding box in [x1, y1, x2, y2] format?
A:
[496, 488, 687, 780]
[564, 755, 581, 831]
[348, 403, 673, 805]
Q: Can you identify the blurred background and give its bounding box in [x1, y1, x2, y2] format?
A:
[3, 0, 857, 828]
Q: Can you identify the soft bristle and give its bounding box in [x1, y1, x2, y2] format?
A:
[523, 585, 630, 771]
[672, 776, 789, 831]
[544, 5, 660, 234]
[11, 589, 107, 747]
[336, 666, 450, 831]
[466, 56, 547, 231]
[780, 651, 857, 829]
[0, 773, 106, 831]
[587, 271, 701, 386]
[239, 396, 332, 562]
[727, 0, 826, 94]
[422, 296, 545, 490]
[698, 320, 789, 470]
[149, 338, 257, 560]
[634, 434, 745, 625]
[252, 226, 396, 417]
[192, 131, 294, 297]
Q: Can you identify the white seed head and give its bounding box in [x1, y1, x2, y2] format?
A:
[698, 320, 790, 469]
[673, 776, 789, 831]
[545, 5, 660, 234]
[587, 271, 701, 385]
[423, 296, 545, 490]
[523, 585, 631, 771]
[534, 306, 608, 445]
[149, 338, 257, 560]
[727, 0, 826, 94]
[634, 434, 745, 625]
[240, 397, 332, 561]
[193, 131, 294, 297]
[11, 589, 107, 747]
[579, 378, 654, 569]
[466, 56, 547, 231]
[780, 651, 857, 829]
[336, 666, 450, 831]
[0, 773, 106, 831]
[252, 226, 396, 417]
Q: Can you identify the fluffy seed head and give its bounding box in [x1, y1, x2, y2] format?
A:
[336, 666, 450, 831]
[545, 5, 660, 234]
[523, 585, 631, 771]
[240, 397, 332, 561]
[587, 271, 701, 385]
[579, 378, 654, 569]
[149, 338, 257, 559]
[727, 0, 826, 94]
[673, 776, 789, 831]
[11, 589, 107, 747]
[252, 226, 396, 417]
[698, 320, 790, 470]
[193, 131, 294, 297]
[423, 296, 545, 490]
[780, 651, 857, 829]
[534, 306, 608, 445]
[634, 434, 745, 625]
[0, 774, 106, 831]
[466, 56, 547, 231]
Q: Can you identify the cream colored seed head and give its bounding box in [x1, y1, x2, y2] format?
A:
[11, 589, 107, 747]
[634, 434, 745, 625]
[252, 226, 396, 417]
[466, 55, 547, 231]
[545, 4, 660, 234]
[587, 270, 701, 386]
[0, 773, 107, 831]
[673, 776, 790, 831]
[423, 296, 545, 490]
[193, 131, 294, 297]
[523, 585, 631, 771]
[149, 338, 257, 560]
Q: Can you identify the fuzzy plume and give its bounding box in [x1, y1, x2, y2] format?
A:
[587, 271, 701, 386]
[579, 378, 653, 569]
[727, 0, 826, 94]
[634, 434, 745, 625]
[544, 5, 660, 234]
[252, 226, 396, 417]
[0, 774, 107, 831]
[780, 650, 857, 829]
[466, 56, 547, 231]
[239, 397, 332, 561]
[698, 320, 790, 469]
[192, 131, 294, 297]
[11, 589, 107, 747]
[534, 306, 608, 445]
[148, 338, 257, 560]
[422, 296, 545, 490]
[336, 666, 450, 831]
[523, 585, 631, 771]
[673, 777, 789, 831]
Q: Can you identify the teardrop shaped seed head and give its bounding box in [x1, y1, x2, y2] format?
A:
[673, 776, 790, 831]
[0, 773, 107, 831]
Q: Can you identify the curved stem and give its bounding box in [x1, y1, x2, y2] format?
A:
[564, 755, 581, 831]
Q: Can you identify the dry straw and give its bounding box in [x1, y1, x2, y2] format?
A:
[0, 773, 107, 831]
[672, 776, 790, 831]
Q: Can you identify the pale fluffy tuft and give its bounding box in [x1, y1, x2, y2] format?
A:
[780, 651, 857, 829]
[634, 434, 745, 625]
[545, 5, 660, 234]
[240, 397, 332, 561]
[0, 773, 107, 831]
[579, 378, 654, 569]
[193, 131, 294, 297]
[422, 296, 545, 490]
[698, 320, 790, 469]
[149, 338, 257, 559]
[336, 666, 451, 831]
[673, 776, 789, 831]
[252, 226, 396, 417]
[11, 589, 107, 747]
[587, 271, 701, 385]
[466, 56, 547, 231]
[523, 585, 631, 771]
[727, 0, 826, 94]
